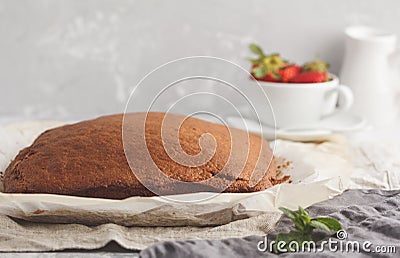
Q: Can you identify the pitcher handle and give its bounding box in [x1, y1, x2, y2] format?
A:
[388, 47, 400, 67]
[389, 46, 400, 94]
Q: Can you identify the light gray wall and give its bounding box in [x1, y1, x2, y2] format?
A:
[0, 0, 399, 121]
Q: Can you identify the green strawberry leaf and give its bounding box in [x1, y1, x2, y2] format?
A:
[249, 43, 264, 56]
[311, 217, 342, 232]
[247, 58, 261, 65]
[251, 65, 267, 78]
[271, 72, 281, 79]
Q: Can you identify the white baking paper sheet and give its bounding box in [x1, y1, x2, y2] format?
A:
[0, 121, 353, 226]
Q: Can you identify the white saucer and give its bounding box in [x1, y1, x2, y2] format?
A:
[225, 113, 367, 141]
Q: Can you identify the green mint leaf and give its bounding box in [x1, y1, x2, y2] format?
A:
[279, 207, 306, 232]
[310, 220, 330, 231]
[249, 43, 264, 56]
[311, 217, 342, 232]
[298, 207, 308, 216]
[293, 218, 305, 232]
[275, 206, 343, 253]
[279, 207, 297, 220]
[298, 207, 311, 224]
[251, 65, 267, 78]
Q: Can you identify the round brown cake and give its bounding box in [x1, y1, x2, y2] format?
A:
[3, 112, 276, 199]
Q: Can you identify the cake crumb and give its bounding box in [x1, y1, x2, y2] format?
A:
[273, 157, 292, 185]
[32, 209, 47, 215]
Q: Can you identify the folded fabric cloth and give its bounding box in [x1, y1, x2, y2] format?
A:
[0, 211, 281, 252]
[140, 189, 400, 258]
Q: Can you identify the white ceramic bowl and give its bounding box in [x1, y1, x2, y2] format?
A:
[255, 74, 353, 129]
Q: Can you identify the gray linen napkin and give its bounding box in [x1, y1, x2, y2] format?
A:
[140, 189, 400, 258]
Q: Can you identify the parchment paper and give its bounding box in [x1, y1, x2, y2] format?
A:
[0, 121, 354, 227]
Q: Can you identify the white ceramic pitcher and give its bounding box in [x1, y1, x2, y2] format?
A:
[340, 26, 400, 127]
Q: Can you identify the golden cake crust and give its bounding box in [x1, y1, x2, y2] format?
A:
[3, 112, 276, 199]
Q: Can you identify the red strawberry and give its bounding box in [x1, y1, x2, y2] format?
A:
[252, 72, 281, 82]
[250, 64, 282, 82]
[279, 65, 301, 82]
[263, 72, 281, 82]
[289, 71, 327, 83]
[248, 43, 332, 83]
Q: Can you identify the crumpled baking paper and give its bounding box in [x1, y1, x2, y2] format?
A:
[0, 121, 353, 226]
